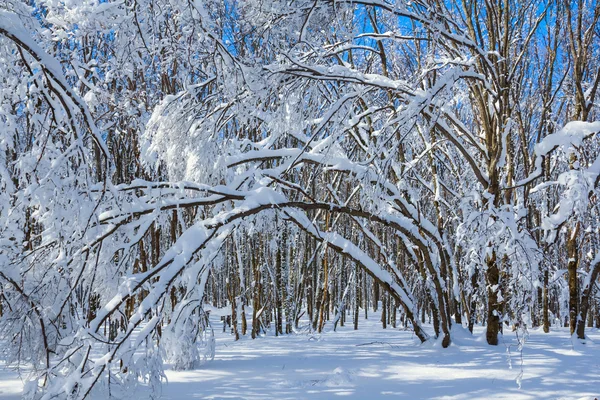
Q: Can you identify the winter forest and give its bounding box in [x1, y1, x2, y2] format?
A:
[1, 0, 600, 398]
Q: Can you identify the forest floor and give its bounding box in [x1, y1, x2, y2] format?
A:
[1, 309, 599, 399]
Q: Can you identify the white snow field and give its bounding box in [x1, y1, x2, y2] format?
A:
[1, 310, 599, 400]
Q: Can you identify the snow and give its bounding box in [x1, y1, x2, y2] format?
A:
[162, 314, 600, 400]
[3, 311, 598, 399]
[0, 10, 110, 158]
[0, 368, 22, 400]
[517, 121, 600, 188]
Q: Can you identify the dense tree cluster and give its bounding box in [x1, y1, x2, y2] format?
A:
[0, 0, 599, 398]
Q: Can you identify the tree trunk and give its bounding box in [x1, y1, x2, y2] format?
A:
[275, 232, 283, 336]
[381, 294, 387, 329]
[567, 224, 580, 335]
[486, 252, 500, 345]
[354, 266, 359, 330]
[251, 238, 261, 339]
[543, 269, 550, 333]
[575, 259, 600, 339]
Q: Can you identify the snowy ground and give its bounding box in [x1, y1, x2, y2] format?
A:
[1, 311, 599, 399]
